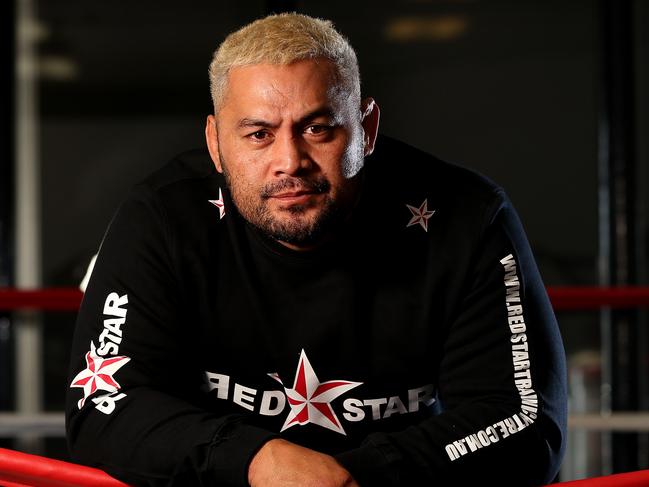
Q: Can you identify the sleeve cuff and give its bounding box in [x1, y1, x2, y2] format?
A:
[208, 422, 279, 487]
[335, 437, 402, 487]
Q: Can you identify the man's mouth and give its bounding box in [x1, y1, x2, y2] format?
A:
[270, 190, 319, 204]
[262, 178, 330, 203]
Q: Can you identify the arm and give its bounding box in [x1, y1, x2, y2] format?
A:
[248, 439, 359, 487]
[66, 187, 277, 486]
[335, 191, 567, 485]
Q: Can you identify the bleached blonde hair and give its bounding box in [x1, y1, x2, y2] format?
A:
[208, 13, 361, 113]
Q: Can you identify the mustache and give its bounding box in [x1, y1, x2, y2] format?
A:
[261, 177, 330, 198]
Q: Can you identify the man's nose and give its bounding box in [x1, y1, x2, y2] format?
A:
[269, 132, 312, 176]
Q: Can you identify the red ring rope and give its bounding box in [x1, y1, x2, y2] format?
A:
[0, 288, 83, 311]
[547, 286, 649, 310]
[552, 469, 649, 486]
[0, 447, 130, 487]
[1, 287, 649, 311]
[0, 444, 647, 486]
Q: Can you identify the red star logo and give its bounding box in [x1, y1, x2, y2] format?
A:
[406, 198, 435, 232]
[70, 341, 130, 409]
[208, 188, 226, 219]
[271, 350, 362, 435]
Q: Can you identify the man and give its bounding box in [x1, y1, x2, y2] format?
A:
[66, 13, 567, 486]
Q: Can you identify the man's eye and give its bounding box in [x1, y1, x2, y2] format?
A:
[305, 125, 331, 135]
[250, 130, 267, 140]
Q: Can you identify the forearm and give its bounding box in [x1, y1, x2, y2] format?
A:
[248, 439, 359, 487]
[67, 387, 277, 486]
[336, 400, 559, 486]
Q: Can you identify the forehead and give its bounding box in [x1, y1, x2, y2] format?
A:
[220, 59, 345, 117]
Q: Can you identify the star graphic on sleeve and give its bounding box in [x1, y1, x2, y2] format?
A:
[406, 198, 436, 232]
[208, 188, 226, 219]
[271, 349, 362, 435]
[69, 341, 131, 409]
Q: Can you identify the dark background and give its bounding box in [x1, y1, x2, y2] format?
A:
[2, 0, 648, 481]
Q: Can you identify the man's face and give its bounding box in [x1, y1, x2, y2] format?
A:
[205, 59, 379, 249]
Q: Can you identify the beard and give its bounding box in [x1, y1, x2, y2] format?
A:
[219, 150, 356, 247]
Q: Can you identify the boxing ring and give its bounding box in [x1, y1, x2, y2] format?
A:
[3, 285, 648, 312]
[0, 286, 648, 486]
[0, 447, 129, 487]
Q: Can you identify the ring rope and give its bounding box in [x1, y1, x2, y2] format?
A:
[2, 287, 649, 311]
[0, 447, 130, 487]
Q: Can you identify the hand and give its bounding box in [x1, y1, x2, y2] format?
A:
[248, 438, 360, 487]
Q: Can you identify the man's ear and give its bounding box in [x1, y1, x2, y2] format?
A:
[360, 97, 380, 157]
[205, 114, 223, 173]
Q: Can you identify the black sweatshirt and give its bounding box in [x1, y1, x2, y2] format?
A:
[66, 135, 567, 486]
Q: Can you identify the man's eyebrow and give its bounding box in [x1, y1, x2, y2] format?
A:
[296, 107, 337, 125]
[236, 107, 337, 130]
[237, 118, 277, 129]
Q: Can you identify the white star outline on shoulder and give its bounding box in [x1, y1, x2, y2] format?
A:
[406, 198, 436, 232]
[208, 188, 226, 219]
[270, 349, 362, 435]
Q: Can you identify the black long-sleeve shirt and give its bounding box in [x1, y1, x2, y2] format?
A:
[66, 135, 567, 486]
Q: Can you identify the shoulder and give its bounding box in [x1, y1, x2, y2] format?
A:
[104, 149, 224, 251]
[135, 148, 218, 195]
[369, 135, 503, 200]
[98, 149, 225, 277]
[366, 135, 508, 223]
[121, 148, 222, 215]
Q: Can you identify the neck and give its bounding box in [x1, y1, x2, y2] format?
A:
[276, 232, 336, 252]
